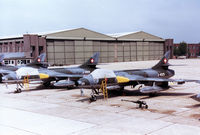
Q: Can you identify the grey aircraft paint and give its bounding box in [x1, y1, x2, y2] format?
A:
[77, 51, 200, 101]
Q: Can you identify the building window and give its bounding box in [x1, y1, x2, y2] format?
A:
[27, 59, 31, 63]
[4, 60, 9, 65]
[11, 60, 14, 64]
[17, 60, 21, 65]
[21, 60, 26, 64]
[39, 46, 43, 55]
[31, 46, 35, 57]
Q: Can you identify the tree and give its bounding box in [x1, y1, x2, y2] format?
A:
[174, 42, 187, 56]
[173, 46, 180, 56]
[179, 42, 187, 56]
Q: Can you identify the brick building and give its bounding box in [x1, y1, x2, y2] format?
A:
[0, 35, 46, 65]
[0, 28, 170, 66]
[174, 43, 200, 58]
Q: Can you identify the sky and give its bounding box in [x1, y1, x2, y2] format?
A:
[0, 0, 200, 43]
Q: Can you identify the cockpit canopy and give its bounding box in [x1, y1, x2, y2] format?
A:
[90, 69, 116, 79]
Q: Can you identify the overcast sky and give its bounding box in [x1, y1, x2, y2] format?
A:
[0, 0, 200, 43]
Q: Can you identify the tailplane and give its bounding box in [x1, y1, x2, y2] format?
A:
[79, 52, 100, 68]
[152, 51, 170, 70]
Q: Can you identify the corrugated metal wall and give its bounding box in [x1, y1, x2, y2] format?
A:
[47, 40, 164, 65]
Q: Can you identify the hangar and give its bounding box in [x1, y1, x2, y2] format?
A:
[0, 28, 170, 66]
[44, 28, 166, 65]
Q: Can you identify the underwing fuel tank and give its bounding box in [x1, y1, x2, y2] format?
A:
[53, 80, 75, 87]
[106, 85, 121, 90]
[140, 85, 163, 93]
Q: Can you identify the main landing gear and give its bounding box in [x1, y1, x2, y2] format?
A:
[14, 83, 23, 93]
[14, 88, 22, 93]
[89, 89, 99, 102]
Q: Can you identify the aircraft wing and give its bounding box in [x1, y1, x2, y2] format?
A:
[39, 69, 83, 79]
[116, 72, 200, 84]
[2, 79, 42, 84]
[0, 69, 15, 75]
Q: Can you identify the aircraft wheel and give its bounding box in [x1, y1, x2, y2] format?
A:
[43, 82, 50, 87]
[15, 88, 22, 93]
[145, 105, 148, 109]
[17, 88, 22, 93]
[90, 95, 97, 102]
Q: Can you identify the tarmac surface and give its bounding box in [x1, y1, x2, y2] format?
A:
[0, 59, 200, 135]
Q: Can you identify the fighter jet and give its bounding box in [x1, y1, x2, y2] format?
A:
[1, 53, 47, 92]
[0, 54, 18, 82]
[2, 52, 100, 92]
[39, 52, 100, 87]
[78, 51, 200, 101]
[0, 53, 47, 82]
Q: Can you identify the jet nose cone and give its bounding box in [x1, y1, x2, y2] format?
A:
[78, 78, 88, 86]
[2, 73, 17, 81]
[78, 74, 94, 87]
[77, 80, 85, 86]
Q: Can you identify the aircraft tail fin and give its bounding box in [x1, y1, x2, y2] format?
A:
[26, 53, 47, 68]
[152, 51, 171, 70]
[79, 52, 100, 68]
[0, 54, 4, 65]
[0, 54, 4, 63]
[33, 53, 46, 63]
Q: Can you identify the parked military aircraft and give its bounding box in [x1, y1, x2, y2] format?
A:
[0, 53, 47, 82]
[77, 51, 200, 101]
[39, 52, 100, 87]
[0, 54, 18, 82]
[2, 52, 100, 92]
[1, 53, 47, 92]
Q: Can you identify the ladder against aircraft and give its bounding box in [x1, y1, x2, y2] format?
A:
[23, 74, 29, 90]
[100, 78, 108, 100]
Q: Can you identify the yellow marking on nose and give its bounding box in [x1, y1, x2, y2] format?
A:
[116, 76, 130, 83]
[39, 73, 49, 79]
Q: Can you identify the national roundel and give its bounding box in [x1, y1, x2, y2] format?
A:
[90, 58, 94, 63]
[163, 58, 167, 64]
